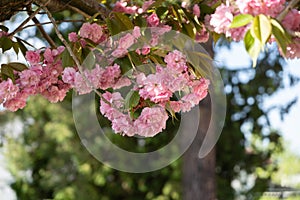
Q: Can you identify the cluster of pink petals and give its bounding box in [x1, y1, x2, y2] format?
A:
[98, 49, 209, 137]
[113, 0, 154, 14]
[147, 13, 160, 27]
[282, 9, 300, 32]
[284, 38, 300, 59]
[62, 64, 131, 95]
[100, 91, 169, 137]
[0, 47, 70, 111]
[112, 33, 136, 58]
[236, 0, 285, 17]
[208, 4, 248, 41]
[79, 23, 103, 43]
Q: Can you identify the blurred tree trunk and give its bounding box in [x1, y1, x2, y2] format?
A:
[182, 39, 216, 200]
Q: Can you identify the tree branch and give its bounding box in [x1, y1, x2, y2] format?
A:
[32, 16, 56, 48]
[8, 2, 47, 37]
[277, 0, 300, 22]
[20, 19, 85, 30]
[41, 4, 103, 98]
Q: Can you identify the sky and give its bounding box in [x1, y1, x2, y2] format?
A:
[215, 42, 300, 154]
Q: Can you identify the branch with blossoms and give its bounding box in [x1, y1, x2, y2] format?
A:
[0, 0, 300, 137]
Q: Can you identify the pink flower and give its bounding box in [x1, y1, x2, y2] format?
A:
[147, 13, 160, 27]
[99, 64, 122, 90]
[283, 38, 300, 59]
[134, 106, 169, 137]
[62, 67, 77, 86]
[236, 0, 285, 17]
[25, 50, 40, 65]
[141, 0, 154, 12]
[68, 32, 78, 42]
[74, 72, 92, 95]
[43, 47, 65, 64]
[18, 69, 40, 88]
[282, 9, 300, 32]
[227, 26, 248, 42]
[209, 4, 234, 34]
[0, 79, 19, 103]
[164, 50, 188, 73]
[119, 33, 135, 49]
[41, 82, 69, 103]
[156, 66, 188, 92]
[113, 77, 132, 89]
[195, 27, 209, 43]
[141, 44, 151, 55]
[169, 101, 182, 112]
[79, 23, 103, 43]
[113, 2, 138, 14]
[133, 26, 141, 38]
[137, 72, 172, 103]
[3, 91, 28, 112]
[112, 33, 135, 57]
[193, 4, 201, 17]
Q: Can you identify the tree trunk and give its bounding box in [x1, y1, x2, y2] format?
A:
[182, 96, 216, 200]
[182, 39, 216, 200]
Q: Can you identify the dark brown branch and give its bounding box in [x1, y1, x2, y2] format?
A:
[0, 0, 110, 23]
[277, 0, 300, 21]
[20, 19, 85, 30]
[32, 16, 56, 48]
[8, 3, 46, 37]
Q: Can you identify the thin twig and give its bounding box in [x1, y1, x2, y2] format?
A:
[8, 0, 51, 37]
[20, 19, 85, 31]
[67, 5, 91, 19]
[277, 0, 300, 22]
[32, 16, 56, 48]
[41, 5, 103, 98]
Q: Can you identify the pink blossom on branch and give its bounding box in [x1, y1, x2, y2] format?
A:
[79, 23, 103, 43]
[0, 78, 19, 104]
[134, 106, 169, 137]
[25, 50, 40, 65]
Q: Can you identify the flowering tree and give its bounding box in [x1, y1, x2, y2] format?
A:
[1, 0, 299, 137]
[1, 1, 299, 199]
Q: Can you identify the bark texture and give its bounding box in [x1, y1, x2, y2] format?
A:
[182, 39, 216, 200]
[0, 0, 33, 22]
[0, 0, 109, 22]
[182, 96, 216, 200]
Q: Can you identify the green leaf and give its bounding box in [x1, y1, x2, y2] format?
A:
[16, 37, 28, 56]
[106, 18, 122, 35]
[1, 64, 15, 81]
[125, 90, 140, 110]
[62, 48, 75, 68]
[244, 30, 261, 67]
[156, 7, 169, 20]
[8, 62, 28, 71]
[270, 19, 291, 55]
[250, 15, 272, 45]
[114, 12, 134, 30]
[0, 25, 9, 32]
[0, 36, 13, 52]
[182, 22, 196, 38]
[12, 42, 19, 55]
[230, 14, 253, 28]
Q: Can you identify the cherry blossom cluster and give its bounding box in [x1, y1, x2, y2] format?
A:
[61, 23, 210, 137]
[99, 50, 209, 137]
[206, 0, 300, 58]
[0, 46, 69, 111]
